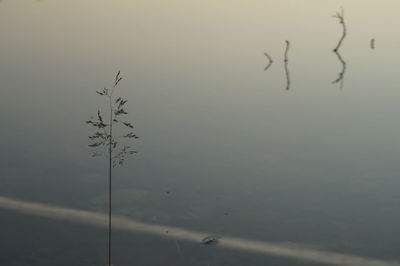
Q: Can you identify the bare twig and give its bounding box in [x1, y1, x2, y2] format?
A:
[284, 40, 290, 91]
[332, 8, 347, 88]
[332, 8, 346, 52]
[263, 52, 274, 71]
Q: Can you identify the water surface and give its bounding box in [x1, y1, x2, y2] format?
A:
[1, 1, 400, 265]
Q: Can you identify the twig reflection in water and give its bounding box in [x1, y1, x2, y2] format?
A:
[370, 38, 375, 49]
[264, 52, 274, 71]
[332, 50, 346, 88]
[284, 40, 290, 91]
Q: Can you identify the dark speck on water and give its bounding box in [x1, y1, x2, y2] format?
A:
[201, 235, 222, 245]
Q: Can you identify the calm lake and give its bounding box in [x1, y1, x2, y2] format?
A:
[1, 1, 400, 265]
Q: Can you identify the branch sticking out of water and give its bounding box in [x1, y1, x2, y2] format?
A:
[332, 8, 346, 52]
[332, 8, 347, 88]
[263, 52, 273, 71]
[284, 40, 290, 91]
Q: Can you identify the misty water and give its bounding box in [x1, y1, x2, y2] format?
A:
[1, 1, 400, 265]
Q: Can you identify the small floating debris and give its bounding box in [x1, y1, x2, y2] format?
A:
[201, 235, 222, 245]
